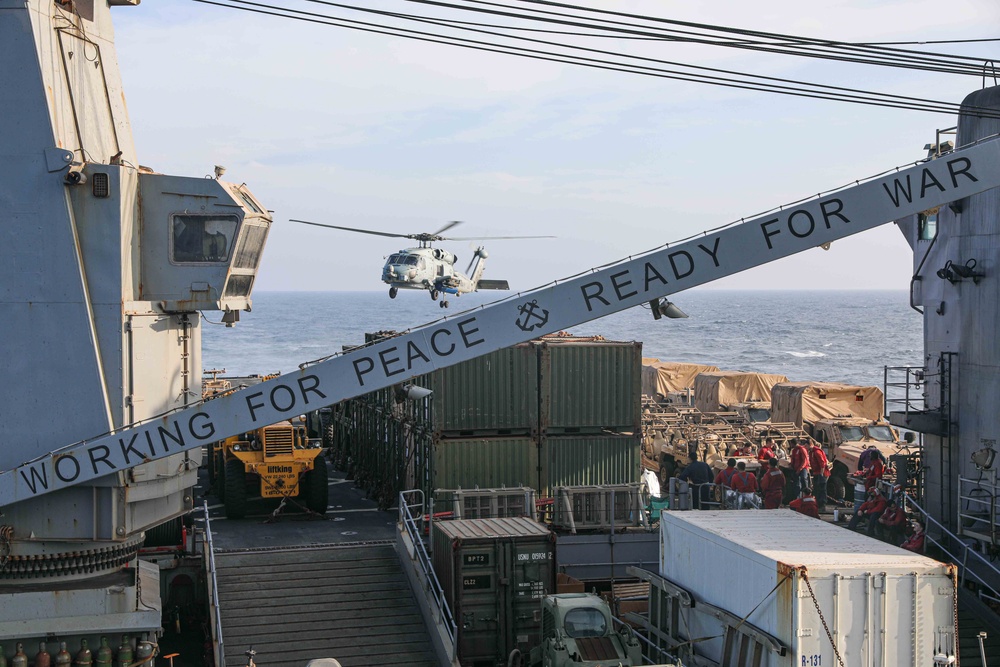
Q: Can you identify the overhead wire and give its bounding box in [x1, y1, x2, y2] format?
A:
[192, 0, 1000, 119]
[460, 0, 999, 75]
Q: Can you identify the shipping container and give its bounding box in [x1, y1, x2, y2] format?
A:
[433, 437, 539, 492]
[538, 339, 641, 434]
[432, 518, 555, 667]
[421, 344, 538, 434]
[541, 433, 640, 493]
[658, 510, 957, 666]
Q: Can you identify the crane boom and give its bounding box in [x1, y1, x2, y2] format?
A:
[4, 140, 1000, 507]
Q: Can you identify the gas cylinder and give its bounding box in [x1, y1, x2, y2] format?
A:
[53, 643, 72, 667]
[114, 637, 132, 667]
[73, 639, 92, 667]
[94, 638, 113, 667]
[33, 642, 51, 667]
[11, 643, 27, 667]
[0, 643, 7, 667]
[134, 642, 154, 666]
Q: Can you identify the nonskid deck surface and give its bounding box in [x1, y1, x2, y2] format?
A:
[195, 462, 436, 666]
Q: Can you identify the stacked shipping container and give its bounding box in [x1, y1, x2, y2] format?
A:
[331, 335, 642, 507]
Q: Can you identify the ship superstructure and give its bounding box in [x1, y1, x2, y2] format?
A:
[0, 0, 270, 649]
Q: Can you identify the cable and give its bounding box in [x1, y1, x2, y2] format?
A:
[192, 0, 1000, 119]
[469, 0, 998, 72]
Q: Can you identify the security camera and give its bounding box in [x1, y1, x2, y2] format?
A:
[65, 163, 87, 186]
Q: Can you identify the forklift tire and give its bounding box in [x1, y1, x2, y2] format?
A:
[224, 458, 248, 520]
[216, 452, 227, 501]
[303, 456, 330, 514]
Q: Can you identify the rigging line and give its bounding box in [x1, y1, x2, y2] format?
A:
[202, 0, 998, 118]
[486, 0, 997, 65]
[856, 37, 1000, 46]
[235, 0, 992, 116]
[336, 1, 992, 77]
[414, 0, 981, 76]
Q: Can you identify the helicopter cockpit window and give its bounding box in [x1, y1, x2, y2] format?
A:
[172, 214, 238, 263]
[404, 256, 419, 265]
[388, 254, 402, 264]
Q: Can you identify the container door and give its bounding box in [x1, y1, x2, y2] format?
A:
[507, 537, 556, 660]
[456, 543, 503, 666]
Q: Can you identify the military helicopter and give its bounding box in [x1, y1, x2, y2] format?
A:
[290, 219, 553, 307]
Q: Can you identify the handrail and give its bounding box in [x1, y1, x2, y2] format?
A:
[399, 489, 458, 646]
[905, 494, 1000, 602]
[958, 475, 1000, 546]
[203, 501, 225, 667]
[611, 616, 678, 666]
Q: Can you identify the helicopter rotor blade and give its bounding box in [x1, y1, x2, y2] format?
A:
[289, 219, 411, 239]
[430, 220, 464, 237]
[444, 235, 557, 240]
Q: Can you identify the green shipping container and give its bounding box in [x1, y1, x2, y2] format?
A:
[433, 437, 539, 491]
[538, 339, 642, 433]
[432, 518, 555, 667]
[541, 433, 641, 494]
[423, 345, 537, 434]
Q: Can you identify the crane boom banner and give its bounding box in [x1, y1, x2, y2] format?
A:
[4, 140, 1000, 505]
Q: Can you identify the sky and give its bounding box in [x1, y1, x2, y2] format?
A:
[112, 0, 1000, 293]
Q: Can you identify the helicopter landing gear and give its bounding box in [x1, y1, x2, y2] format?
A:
[439, 300, 450, 309]
[430, 290, 439, 301]
[389, 287, 398, 299]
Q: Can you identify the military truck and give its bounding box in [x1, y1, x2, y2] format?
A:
[770, 381, 913, 501]
[641, 359, 720, 402]
[529, 593, 645, 667]
[211, 417, 329, 519]
[692, 371, 788, 414]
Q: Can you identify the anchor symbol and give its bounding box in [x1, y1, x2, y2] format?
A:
[515, 300, 549, 332]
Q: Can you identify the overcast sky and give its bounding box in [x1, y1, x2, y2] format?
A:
[113, 1, 999, 293]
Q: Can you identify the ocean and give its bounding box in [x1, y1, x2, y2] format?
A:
[203, 290, 922, 391]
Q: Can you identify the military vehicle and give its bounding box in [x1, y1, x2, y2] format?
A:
[211, 418, 329, 519]
[529, 594, 645, 667]
[771, 381, 913, 500]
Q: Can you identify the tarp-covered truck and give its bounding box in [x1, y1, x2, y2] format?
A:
[693, 371, 789, 417]
[641, 359, 720, 402]
[771, 381, 911, 500]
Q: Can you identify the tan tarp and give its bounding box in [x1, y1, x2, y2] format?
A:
[693, 371, 789, 413]
[771, 381, 885, 426]
[642, 361, 721, 397]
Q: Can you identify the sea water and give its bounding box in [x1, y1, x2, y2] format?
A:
[202, 290, 922, 390]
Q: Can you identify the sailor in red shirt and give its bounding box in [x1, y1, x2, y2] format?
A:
[713, 458, 739, 509]
[789, 439, 811, 498]
[808, 441, 831, 513]
[848, 487, 888, 536]
[789, 490, 820, 519]
[759, 458, 786, 509]
[877, 499, 907, 544]
[730, 461, 759, 509]
[757, 439, 776, 468]
[864, 455, 885, 492]
[901, 521, 925, 553]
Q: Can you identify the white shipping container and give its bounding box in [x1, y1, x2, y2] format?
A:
[659, 510, 956, 666]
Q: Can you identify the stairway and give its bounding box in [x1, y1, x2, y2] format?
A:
[215, 542, 439, 667]
[958, 588, 1000, 667]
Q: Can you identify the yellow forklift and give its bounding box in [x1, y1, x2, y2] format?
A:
[211, 418, 328, 519]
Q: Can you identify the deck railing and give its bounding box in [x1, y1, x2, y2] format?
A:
[203, 501, 225, 667]
[399, 489, 457, 647]
[905, 494, 1000, 603]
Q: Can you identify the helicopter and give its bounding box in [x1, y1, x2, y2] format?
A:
[290, 219, 553, 308]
